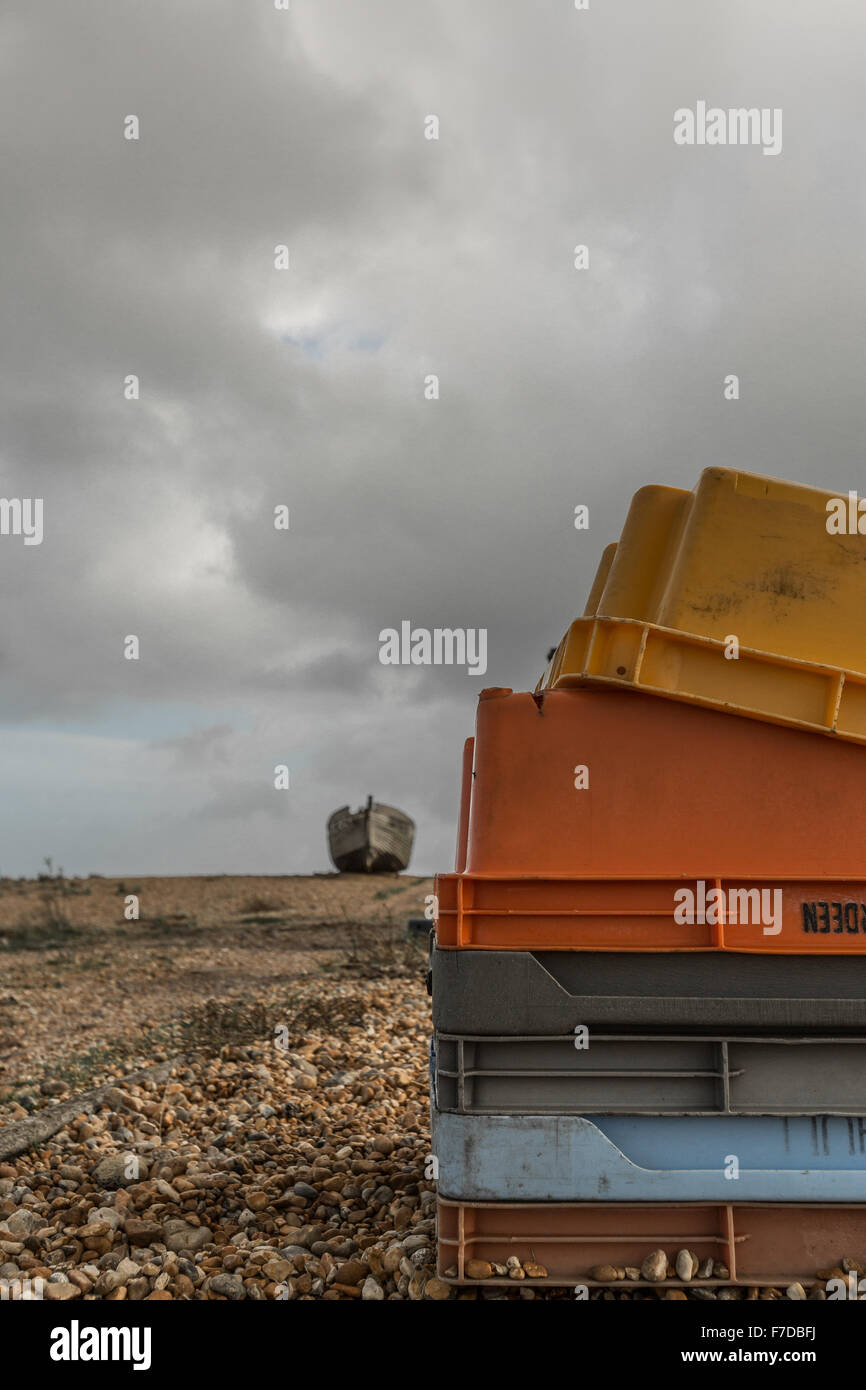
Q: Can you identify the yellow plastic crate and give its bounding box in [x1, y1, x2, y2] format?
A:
[540, 467, 866, 742]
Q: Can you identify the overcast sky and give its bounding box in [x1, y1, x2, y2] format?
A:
[1, 0, 864, 878]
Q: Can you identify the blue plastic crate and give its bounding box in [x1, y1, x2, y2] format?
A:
[432, 1108, 866, 1202]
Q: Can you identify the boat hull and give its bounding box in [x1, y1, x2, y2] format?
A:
[327, 801, 415, 874]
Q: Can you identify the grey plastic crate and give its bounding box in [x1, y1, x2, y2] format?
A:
[431, 947, 866, 1033]
[433, 1031, 866, 1115]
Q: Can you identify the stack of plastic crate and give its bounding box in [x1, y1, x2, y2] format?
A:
[431, 468, 866, 1292]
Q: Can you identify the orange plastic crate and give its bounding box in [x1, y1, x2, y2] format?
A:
[435, 873, 866, 951]
[455, 687, 866, 879]
[437, 1197, 866, 1288]
[436, 684, 866, 951]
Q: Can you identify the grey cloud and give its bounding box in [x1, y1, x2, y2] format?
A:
[1, 0, 864, 874]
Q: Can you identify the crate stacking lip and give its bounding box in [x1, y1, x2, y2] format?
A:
[430, 946, 866, 1033]
[433, 1032, 866, 1116]
[434, 873, 866, 952]
[538, 467, 866, 745]
[431, 1110, 866, 1202]
[540, 614, 866, 743]
[437, 1198, 866, 1287]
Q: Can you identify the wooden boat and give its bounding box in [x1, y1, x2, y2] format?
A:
[327, 797, 415, 873]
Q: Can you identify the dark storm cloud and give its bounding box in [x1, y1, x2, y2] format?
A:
[1, 0, 864, 874]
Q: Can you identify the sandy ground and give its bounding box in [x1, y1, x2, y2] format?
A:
[0, 873, 432, 1094]
[0, 873, 841, 1300]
